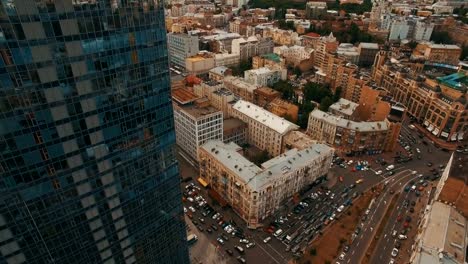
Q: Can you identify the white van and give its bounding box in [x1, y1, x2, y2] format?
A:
[386, 165, 395, 171]
[274, 229, 283, 237]
[398, 234, 407, 240]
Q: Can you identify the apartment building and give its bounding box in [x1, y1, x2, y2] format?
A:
[388, 18, 434, 41]
[305, 1, 327, 19]
[229, 100, 299, 156]
[423, 44, 461, 66]
[274, 45, 314, 66]
[232, 36, 274, 62]
[252, 53, 285, 69]
[167, 33, 199, 70]
[282, 131, 316, 152]
[254, 87, 281, 107]
[372, 51, 467, 143]
[224, 76, 258, 102]
[307, 109, 398, 154]
[336, 43, 360, 65]
[266, 98, 299, 122]
[357, 42, 379, 67]
[314, 32, 339, 71]
[186, 53, 215, 75]
[172, 89, 223, 160]
[198, 140, 333, 228]
[262, 27, 301, 46]
[329, 98, 359, 120]
[244, 67, 282, 87]
[209, 66, 232, 81]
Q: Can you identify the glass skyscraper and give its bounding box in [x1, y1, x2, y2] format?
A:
[0, 1, 189, 263]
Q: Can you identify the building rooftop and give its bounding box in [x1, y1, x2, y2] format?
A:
[439, 152, 468, 218]
[358, 42, 379, 49]
[428, 44, 462, 50]
[172, 88, 199, 105]
[436, 72, 467, 91]
[310, 109, 389, 132]
[245, 67, 275, 75]
[261, 53, 282, 63]
[329, 98, 359, 117]
[304, 32, 321, 38]
[283, 131, 316, 150]
[413, 202, 467, 264]
[255, 86, 280, 97]
[232, 100, 299, 135]
[201, 140, 333, 191]
[213, 88, 234, 97]
[224, 76, 258, 93]
[209, 66, 230, 76]
[177, 102, 221, 119]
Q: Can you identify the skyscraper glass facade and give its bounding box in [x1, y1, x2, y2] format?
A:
[0, 1, 189, 263]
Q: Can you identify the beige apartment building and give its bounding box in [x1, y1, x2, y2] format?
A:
[307, 109, 399, 154]
[223, 76, 258, 102]
[228, 100, 299, 156]
[373, 51, 467, 142]
[198, 140, 334, 228]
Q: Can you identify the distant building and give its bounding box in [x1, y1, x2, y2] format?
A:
[336, 43, 360, 65]
[229, 100, 299, 156]
[209, 66, 232, 81]
[232, 36, 274, 62]
[252, 53, 284, 70]
[168, 33, 199, 70]
[185, 53, 215, 76]
[244, 67, 283, 87]
[262, 27, 301, 46]
[198, 140, 334, 228]
[328, 98, 359, 120]
[305, 2, 327, 19]
[388, 18, 434, 41]
[274, 45, 314, 66]
[423, 44, 462, 66]
[357, 42, 379, 67]
[224, 76, 258, 102]
[172, 89, 223, 160]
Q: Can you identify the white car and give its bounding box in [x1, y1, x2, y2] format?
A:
[183, 207, 187, 213]
[416, 148, 421, 153]
[217, 238, 225, 245]
[239, 239, 249, 244]
[412, 170, 417, 175]
[263, 237, 271, 243]
[187, 197, 194, 202]
[246, 242, 255, 248]
[338, 253, 345, 260]
[391, 248, 399, 257]
[188, 206, 196, 213]
[337, 205, 345, 213]
[389, 259, 395, 264]
[375, 170, 383, 175]
[329, 213, 336, 221]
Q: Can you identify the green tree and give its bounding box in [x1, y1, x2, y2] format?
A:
[303, 82, 332, 102]
[319, 96, 333, 112]
[293, 66, 302, 77]
[461, 45, 468, 61]
[297, 101, 315, 129]
[430, 31, 454, 44]
[252, 150, 270, 166]
[272, 80, 295, 100]
[310, 248, 317, 256]
[333, 87, 342, 102]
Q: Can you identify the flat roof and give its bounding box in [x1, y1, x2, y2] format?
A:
[261, 53, 282, 63]
[359, 42, 379, 49]
[232, 100, 299, 135]
[172, 88, 199, 105]
[414, 202, 467, 264]
[310, 109, 389, 132]
[439, 152, 468, 218]
[283, 131, 316, 150]
[224, 76, 258, 93]
[201, 140, 333, 191]
[436, 72, 467, 91]
[429, 44, 461, 50]
[209, 66, 229, 76]
[329, 98, 359, 116]
[177, 103, 221, 119]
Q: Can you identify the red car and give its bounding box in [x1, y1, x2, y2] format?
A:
[339, 176, 344, 182]
[403, 221, 410, 228]
[397, 215, 402, 222]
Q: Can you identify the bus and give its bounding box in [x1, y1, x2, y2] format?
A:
[187, 234, 198, 246]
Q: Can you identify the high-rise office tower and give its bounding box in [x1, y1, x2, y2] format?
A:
[0, 1, 189, 264]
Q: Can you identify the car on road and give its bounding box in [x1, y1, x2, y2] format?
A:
[356, 179, 364, 184]
[235, 246, 244, 255]
[398, 234, 407, 240]
[225, 249, 233, 256]
[343, 245, 350, 252]
[189, 206, 196, 213]
[339, 176, 344, 182]
[391, 248, 399, 257]
[386, 165, 395, 171]
[236, 256, 246, 263]
[246, 242, 255, 248]
[389, 259, 396, 264]
[427, 162, 433, 167]
[216, 237, 225, 245]
[263, 237, 271, 243]
[239, 239, 249, 244]
[375, 170, 383, 175]
[338, 253, 345, 260]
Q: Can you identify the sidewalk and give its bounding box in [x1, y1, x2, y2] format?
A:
[413, 123, 458, 151]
